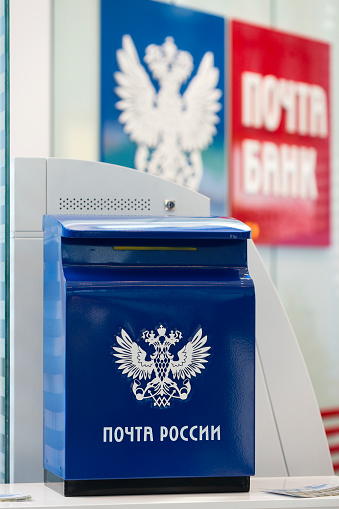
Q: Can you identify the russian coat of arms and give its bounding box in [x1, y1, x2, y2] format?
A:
[114, 35, 222, 190]
[112, 325, 210, 408]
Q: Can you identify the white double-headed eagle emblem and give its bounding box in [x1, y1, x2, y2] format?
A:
[114, 35, 222, 190]
[112, 325, 210, 408]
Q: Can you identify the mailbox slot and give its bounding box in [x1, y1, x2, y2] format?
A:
[61, 237, 248, 267]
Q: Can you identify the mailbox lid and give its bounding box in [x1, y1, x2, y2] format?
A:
[43, 215, 251, 240]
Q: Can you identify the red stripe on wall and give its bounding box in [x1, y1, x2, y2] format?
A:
[321, 408, 339, 418]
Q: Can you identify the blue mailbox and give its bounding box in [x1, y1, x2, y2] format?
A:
[43, 216, 255, 496]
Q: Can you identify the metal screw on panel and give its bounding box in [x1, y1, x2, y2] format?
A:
[165, 200, 176, 211]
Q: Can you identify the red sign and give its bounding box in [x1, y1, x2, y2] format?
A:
[230, 20, 330, 245]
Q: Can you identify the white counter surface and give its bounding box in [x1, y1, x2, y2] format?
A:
[1, 477, 339, 509]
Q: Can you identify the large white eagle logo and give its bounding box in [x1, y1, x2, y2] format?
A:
[112, 325, 210, 408]
[114, 35, 222, 190]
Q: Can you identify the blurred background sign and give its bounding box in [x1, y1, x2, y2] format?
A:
[100, 0, 226, 216]
[230, 20, 330, 246]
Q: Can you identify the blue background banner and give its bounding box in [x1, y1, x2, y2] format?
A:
[100, 0, 226, 215]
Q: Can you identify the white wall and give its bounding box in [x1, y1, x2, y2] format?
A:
[10, 0, 51, 158]
[52, 0, 99, 160]
[271, 0, 339, 408]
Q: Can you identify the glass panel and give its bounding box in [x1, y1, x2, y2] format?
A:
[0, 0, 9, 484]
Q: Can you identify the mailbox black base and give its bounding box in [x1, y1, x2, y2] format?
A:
[44, 469, 250, 496]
